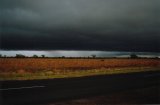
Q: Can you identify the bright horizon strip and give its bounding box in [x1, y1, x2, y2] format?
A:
[0, 50, 159, 58]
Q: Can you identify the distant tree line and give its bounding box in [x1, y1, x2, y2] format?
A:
[0, 54, 46, 58]
[16, 54, 26, 58]
[0, 53, 159, 59]
[0, 54, 6, 58]
[14, 54, 46, 58]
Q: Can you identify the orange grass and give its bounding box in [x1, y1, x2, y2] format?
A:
[0, 58, 159, 73]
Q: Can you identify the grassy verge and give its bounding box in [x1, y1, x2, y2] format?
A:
[0, 67, 159, 81]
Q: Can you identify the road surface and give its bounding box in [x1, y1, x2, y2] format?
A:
[0, 70, 160, 105]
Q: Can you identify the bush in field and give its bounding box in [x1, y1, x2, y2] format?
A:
[0, 54, 2, 58]
[130, 54, 138, 59]
[91, 55, 96, 58]
[62, 56, 65, 58]
[41, 55, 45, 58]
[33, 55, 38, 58]
[16, 54, 26, 58]
[154, 57, 159, 59]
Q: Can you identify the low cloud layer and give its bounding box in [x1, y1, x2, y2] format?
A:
[0, 0, 160, 52]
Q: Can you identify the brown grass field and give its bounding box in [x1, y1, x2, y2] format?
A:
[0, 58, 160, 80]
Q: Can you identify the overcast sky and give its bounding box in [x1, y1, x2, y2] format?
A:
[0, 0, 160, 52]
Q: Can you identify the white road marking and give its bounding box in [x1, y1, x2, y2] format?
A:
[0, 86, 45, 91]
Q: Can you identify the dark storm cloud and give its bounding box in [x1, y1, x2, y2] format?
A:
[0, 0, 160, 52]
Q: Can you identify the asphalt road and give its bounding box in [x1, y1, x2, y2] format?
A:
[0, 70, 160, 105]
